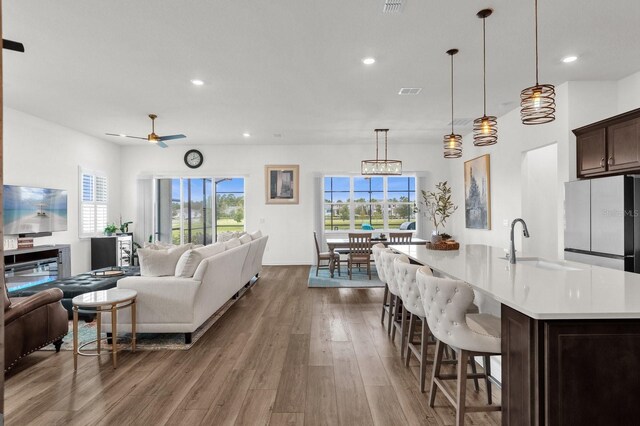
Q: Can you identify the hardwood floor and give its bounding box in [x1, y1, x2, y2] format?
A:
[4, 265, 501, 425]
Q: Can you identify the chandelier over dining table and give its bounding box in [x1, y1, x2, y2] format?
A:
[361, 129, 403, 175]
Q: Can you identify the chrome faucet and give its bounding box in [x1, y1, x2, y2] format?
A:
[509, 218, 530, 264]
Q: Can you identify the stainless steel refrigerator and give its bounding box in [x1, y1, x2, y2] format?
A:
[564, 175, 640, 272]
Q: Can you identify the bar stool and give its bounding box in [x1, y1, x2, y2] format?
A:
[394, 256, 433, 392]
[416, 269, 501, 426]
[372, 243, 392, 329]
[380, 250, 405, 340]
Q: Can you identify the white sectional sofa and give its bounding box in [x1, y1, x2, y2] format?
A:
[102, 233, 268, 343]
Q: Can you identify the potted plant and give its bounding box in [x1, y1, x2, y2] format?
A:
[421, 181, 458, 243]
[104, 223, 117, 236]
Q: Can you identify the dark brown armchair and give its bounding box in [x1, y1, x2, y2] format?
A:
[4, 287, 69, 372]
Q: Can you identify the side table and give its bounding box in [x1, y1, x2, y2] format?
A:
[72, 289, 137, 370]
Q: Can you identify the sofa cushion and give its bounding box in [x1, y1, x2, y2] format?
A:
[225, 238, 241, 250]
[250, 230, 263, 240]
[239, 234, 252, 244]
[139, 244, 191, 277]
[175, 242, 226, 278]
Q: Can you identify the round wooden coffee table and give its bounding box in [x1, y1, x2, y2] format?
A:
[72, 288, 137, 370]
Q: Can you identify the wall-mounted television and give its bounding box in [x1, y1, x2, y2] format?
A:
[4, 185, 68, 235]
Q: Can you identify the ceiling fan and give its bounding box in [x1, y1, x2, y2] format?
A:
[106, 114, 186, 148]
[3, 39, 25, 53]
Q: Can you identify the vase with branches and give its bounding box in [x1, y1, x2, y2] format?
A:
[421, 181, 458, 242]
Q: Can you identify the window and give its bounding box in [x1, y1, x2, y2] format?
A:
[80, 169, 108, 237]
[156, 177, 244, 244]
[323, 176, 415, 231]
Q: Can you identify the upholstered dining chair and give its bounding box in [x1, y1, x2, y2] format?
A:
[394, 256, 433, 392]
[314, 232, 340, 276]
[372, 243, 392, 328]
[389, 232, 412, 244]
[347, 233, 372, 280]
[380, 250, 405, 339]
[417, 269, 501, 426]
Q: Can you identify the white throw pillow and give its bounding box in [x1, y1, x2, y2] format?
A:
[139, 244, 191, 277]
[225, 238, 241, 250]
[250, 230, 263, 240]
[175, 242, 226, 278]
[239, 234, 252, 244]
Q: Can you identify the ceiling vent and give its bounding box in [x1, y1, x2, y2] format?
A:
[383, 0, 404, 13]
[447, 118, 475, 127]
[398, 88, 422, 95]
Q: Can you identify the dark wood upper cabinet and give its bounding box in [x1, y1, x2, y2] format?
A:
[574, 108, 640, 178]
[577, 128, 606, 176]
[608, 117, 640, 171]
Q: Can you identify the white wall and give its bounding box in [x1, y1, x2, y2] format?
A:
[618, 70, 640, 113]
[3, 107, 122, 275]
[119, 142, 448, 265]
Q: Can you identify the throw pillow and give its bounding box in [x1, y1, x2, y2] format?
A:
[175, 242, 226, 278]
[239, 234, 252, 244]
[250, 230, 263, 240]
[217, 232, 235, 242]
[225, 238, 241, 250]
[139, 244, 191, 277]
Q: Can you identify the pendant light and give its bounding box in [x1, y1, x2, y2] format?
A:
[520, 0, 555, 125]
[443, 49, 462, 159]
[361, 129, 402, 175]
[473, 9, 498, 146]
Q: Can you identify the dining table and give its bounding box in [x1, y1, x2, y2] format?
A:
[325, 237, 426, 277]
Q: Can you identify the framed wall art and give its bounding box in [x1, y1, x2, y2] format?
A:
[464, 154, 491, 230]
[265, 165, 299, 204]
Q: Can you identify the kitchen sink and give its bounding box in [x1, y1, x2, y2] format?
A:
[499, 257, 583, 271]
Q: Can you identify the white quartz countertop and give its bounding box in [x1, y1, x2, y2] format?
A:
[390, 244, 640, 320]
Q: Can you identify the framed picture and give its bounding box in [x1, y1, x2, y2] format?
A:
[464, 154, 491, 230]
[265, 165, 299, 204]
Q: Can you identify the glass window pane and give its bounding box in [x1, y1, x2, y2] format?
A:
[387, 177, 414, 192]
[324, 204, 351, 230]
[354, 203, 383, 230]
[388, 204, 416, 229]
[216, 178, 245, 239]
[354, 177, 382, 192]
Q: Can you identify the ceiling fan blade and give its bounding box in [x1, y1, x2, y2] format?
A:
[105, 133, 147, 140]
[158, 134, 186, 141]
[3, 39, 25, 53]
[156, 141, 169, 148]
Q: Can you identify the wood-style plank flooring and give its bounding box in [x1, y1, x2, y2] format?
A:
[5, 265, 501, 425]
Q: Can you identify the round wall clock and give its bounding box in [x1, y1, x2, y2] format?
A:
[184, 149, 204, 169]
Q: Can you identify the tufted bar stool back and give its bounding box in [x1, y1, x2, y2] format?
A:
[380, 250, 405, 338]
[372, 244, 392, 329]
[416, 268, 501, 426]
[394, 257, 434, 392]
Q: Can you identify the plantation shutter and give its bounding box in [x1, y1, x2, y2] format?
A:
[79, 169, 108, 237]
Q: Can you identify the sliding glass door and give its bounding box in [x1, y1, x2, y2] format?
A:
[156, 177, 244, 244]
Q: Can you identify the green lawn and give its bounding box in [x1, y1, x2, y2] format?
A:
[324, 218, 410, 230]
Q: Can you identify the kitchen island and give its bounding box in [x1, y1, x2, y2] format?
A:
[391, 244, 640, 426]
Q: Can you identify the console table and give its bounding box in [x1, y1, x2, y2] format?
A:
[4, 245, 71, 292]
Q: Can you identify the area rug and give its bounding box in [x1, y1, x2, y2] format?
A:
[308, 265, 384, 288]
[42, 281, 255, 351]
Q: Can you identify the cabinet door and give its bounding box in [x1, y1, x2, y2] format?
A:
[608, 117, 640, 172]
[577, 128, 606, 177]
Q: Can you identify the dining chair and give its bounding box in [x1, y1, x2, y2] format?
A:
[389, 232, 412, 244]
[347, 233, 372, 280]
[417, 269, 501, 426]
[313, 232, 340, 276]
[380, 250, 405, 338]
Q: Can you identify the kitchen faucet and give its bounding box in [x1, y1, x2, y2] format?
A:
[509, 218, 530, 264]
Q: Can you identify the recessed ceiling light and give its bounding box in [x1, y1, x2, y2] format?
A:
[190, 79, 204, 86]
[242, 132, 251, 138]
[119, 134, 126, 137]
[362, 57, 376, 65]
[562, 55, 578, 63]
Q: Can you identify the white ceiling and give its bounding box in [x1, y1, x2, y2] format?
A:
[4, 0, 640, 146]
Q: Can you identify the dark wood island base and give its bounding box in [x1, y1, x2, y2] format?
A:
[502, 304, 640, 425]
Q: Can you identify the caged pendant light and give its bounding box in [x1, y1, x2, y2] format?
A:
[473, 9, 498, 146]
[443, 49, 462, 158]
[520, 0, 556, 125]
[361, 129, 402, 175]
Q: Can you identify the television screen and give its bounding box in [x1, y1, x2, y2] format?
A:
[4, 185, 68, 235]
